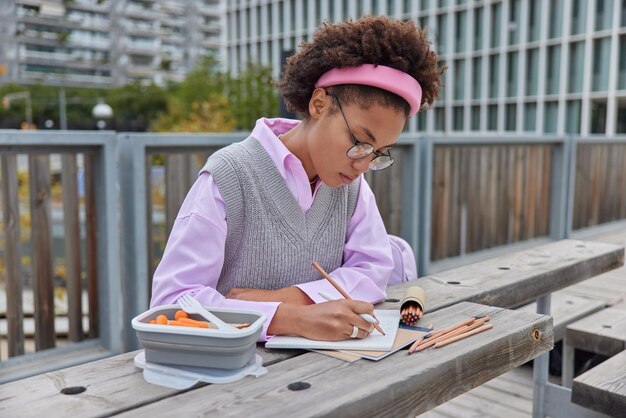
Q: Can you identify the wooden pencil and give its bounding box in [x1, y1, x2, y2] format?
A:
[434, 324, 494, 348]
[409, 317, 476, 354]
[412, 323, 475, 352]
[407, 324, 433, 354]
[311, 261, 386, 336]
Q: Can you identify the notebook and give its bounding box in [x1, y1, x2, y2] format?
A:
[315, 328, 427, 362]
[265, 310, 400, 351]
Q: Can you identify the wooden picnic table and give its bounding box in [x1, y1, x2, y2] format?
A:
[0, 239, 623, 417]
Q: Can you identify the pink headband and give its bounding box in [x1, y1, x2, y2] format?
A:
[314, 64, 422, 116]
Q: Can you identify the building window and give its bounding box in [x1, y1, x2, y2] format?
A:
[454, 59, 465, 100]
[488, 104, 498, 131]
[590, 100, 607, 134]
[544, 101, 558, 133]
[472, 57, 482, 99]
[509, 0, 521, 45]
[566, 100, 582, 134]
[434, 107, 446, 131]
[546, 45, 561, 95]
[436, 14, 448, 54]
[549, 0, 563, 38]
[416, 110, 427, 131]
[595, 0, 612, 31]
[473, 7, 483, 50]
[524, 103, 537, 131]
[419, 17, 428, 32]
[619, 35, 626, 90]
[570, 0, 588, 35]
[568, 42, 585, 93]
[453, 106, 464, 131]
[489, 54, 499, 98]
[592, 37, 611, 91]
[290, 0, 296, 31]
[507, 51, 518, 97]
[490, 2, 501, 48]
[617, 99, 626, 133]
[528, 0, 541, 42]
[526, 48, 539, 96]
[455, 11, 466, 53]
[505, 104, 516, 131]
[471, 105, 481, 130]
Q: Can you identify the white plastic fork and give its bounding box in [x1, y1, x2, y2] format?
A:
[178, 294, 237, 332]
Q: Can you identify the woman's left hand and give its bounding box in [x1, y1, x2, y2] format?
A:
[227, 286, 313, 305]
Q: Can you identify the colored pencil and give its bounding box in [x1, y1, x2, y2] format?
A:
[434, 324, 494, 348]
[311, 261, 386, 336]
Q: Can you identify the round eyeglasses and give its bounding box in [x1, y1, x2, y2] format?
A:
[326, 91, 395, 171]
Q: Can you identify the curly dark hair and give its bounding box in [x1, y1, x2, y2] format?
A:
[277, 16, 445, 117]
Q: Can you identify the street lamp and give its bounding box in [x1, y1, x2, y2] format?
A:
[92, 98, 113, 130]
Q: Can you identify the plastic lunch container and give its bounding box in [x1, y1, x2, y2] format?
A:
[132, 304, 267, 370]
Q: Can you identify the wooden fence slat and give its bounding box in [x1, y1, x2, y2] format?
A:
[145, 154, 155, 288]
[497, 146, 509, 247]
[1, 154, 25, 357]
[84, 152, 99, 338]
[28, 154, 55, 350]
[164, 154, 191, 236]
[61, 154, 83, 342]
[449, 147, 460, 257]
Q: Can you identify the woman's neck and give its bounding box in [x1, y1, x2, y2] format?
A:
[278, 122, 318, 183]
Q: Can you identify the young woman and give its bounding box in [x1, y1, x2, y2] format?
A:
[151, 16, 443, 342]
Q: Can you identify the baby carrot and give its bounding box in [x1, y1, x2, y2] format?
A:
[167, 320, 205, 328]
[148, 319, 156, 324]
[177, 317, 210, 328]
[155, 315, 168, 325]
[174, 310, 189, 320]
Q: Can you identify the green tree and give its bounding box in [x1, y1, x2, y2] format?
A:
[107, 82, 167, 131]
[152, 57, 279, 133]
[224, 62, 280, 130]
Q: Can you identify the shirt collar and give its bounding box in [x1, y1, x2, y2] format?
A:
[251, 117, 302, 179]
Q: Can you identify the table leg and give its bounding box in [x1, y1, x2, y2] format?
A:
[532, 294, 551, 418]
[562, 337, 575, 388]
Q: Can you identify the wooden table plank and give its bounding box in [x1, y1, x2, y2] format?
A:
[380, 240, 624, 312]
[114, 302, 553, 418]
[517, 292, 605, 341]
[566, 308, 626, 357]
[0, 344, 298, 418]
[571, 349, 626, 417]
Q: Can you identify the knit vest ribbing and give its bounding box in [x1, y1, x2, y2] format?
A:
[201, 136, 361, 295]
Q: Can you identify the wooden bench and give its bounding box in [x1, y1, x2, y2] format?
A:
[562, 305, 626, 387]
[571, 349, 626, 417]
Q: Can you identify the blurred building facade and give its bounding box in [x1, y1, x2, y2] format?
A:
[0, 0, 225, 88]
[225, 0, 626, 136]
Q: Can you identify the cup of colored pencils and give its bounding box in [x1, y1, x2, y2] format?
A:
[400, 286, 426, 326]
[400, 302, 422, 326]
[408, 316, 493, 354]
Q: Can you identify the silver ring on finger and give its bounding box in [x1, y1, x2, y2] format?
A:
[350, 325, 359, 338]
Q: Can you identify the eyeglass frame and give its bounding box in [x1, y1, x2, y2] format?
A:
[325, 90, 395, 171]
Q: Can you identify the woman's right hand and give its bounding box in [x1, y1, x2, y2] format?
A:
[267, 299, 376, 341]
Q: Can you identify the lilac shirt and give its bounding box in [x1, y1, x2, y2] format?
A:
[150, 117, 394, 340]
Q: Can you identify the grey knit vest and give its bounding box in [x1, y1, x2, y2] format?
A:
[201, 136, 360, 295]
